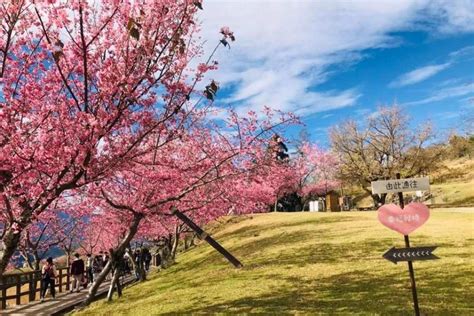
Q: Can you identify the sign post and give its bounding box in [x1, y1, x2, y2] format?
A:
[396, 173, 420, 316]
[373, 174, 439, 316]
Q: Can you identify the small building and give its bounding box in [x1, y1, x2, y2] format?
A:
[325, 191, 341, 212]
[309, 200, 325, 212]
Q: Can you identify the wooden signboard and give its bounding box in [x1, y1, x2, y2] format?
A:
[383, 246, 439, 264]
[371, 177, 429, 194]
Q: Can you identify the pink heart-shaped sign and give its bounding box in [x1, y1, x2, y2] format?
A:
[378, 203, 430, 235]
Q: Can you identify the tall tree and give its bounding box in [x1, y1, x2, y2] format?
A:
[0, 0, 216, 273]
[330, 106, 440, 207]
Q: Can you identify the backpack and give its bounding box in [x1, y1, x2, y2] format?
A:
[43, 264, 54, 279]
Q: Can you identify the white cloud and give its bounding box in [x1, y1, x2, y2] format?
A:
[433, 111, 461, 120]
[197, 0, 474, 117]
[389, 63, 451, 87]
[449, 45, 474, 59]
[423, 0, 474, 34]
[321, 113, 334, 119]
[404, 82, 474, 106]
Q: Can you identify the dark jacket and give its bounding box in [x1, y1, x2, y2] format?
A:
[71, 258, 85, 275]
[92, 257, 103, 273]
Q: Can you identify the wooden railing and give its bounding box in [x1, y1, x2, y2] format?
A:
[0, 267, 71, 309]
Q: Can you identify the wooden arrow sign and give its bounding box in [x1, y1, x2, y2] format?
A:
[383, 246, 439, 264]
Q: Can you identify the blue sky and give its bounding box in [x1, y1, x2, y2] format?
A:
[197, 0, 474, 147]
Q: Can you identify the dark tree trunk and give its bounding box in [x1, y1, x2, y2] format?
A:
[0, 228, 22, 275]
[107, 267, 122, 301]
[158, 236, 173, 268]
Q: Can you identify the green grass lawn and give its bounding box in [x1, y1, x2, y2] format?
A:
[75, 208, 474, 315]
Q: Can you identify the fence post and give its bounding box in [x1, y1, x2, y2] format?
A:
[15, 275, 21, 305]
[36, 271, 42, 300]
[28, 273, 34, 302]
[58, 269, 63, 293]
[0, 274, 6, 310]
[1, 285, 6, 309]
[66, 268, 70, 291]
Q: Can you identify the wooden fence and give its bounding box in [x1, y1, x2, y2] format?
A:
[0, 267, 72, 309]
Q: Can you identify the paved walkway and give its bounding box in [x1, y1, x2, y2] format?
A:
[1, 276, 135, 316]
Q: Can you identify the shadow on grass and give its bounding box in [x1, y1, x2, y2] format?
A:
[215, 215, 357, 241]
[453, 195, 474, 205]
[152, 214, 473, 315]
[183, 221, 393, 271]
[169, 229, 398, 289]
[163, 266, 473, 315]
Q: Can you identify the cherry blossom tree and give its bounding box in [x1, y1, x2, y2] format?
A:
[18, 216, 61, 271]
[72, 107, 295, 302]
[17, 208, 87, 270]
[267, 142, 340, 211]
[0, 0, 225, 273]
[295, 143, 340, 209]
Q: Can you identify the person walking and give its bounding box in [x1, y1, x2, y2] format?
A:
[70, 253, 85, 293]
[103, 252, 110, 280]
[40, 257, 57, 302]
[143, 248, 152, 272]
[86, 253, 94, 285]
[92, 254, 103, 281]
[123, 252, 132, 275]
[134, 248, 142, 281]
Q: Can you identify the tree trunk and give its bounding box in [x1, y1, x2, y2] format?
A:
[20, 251, 34, 270]
[116, 274, 122, 297]
[190, 233, 196, 247]
[0, 228, 22, 275]
[83, 212, 143, 306]
[33, 251, 40, 271]
[170, 225, 180, 260]
[159, 237, 173, 268]
[184, 234, 195, 250]
[184, 236, 190, 250]
[106, 267, 121, 301]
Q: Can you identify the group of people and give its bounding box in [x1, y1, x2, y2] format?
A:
[40, 251, 111, 302]
[128, 248, 153, 280]
[39, 248, 154, 301]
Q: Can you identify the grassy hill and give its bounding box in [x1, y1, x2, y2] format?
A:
[349, 157, 474, 208]
[429, 157, 474, 206]
[75, 209, 473, 315]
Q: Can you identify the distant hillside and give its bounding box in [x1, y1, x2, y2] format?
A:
[12, 246, 65, 270]
[429, 157, 474, 205]
[348, 156, 474, 209]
